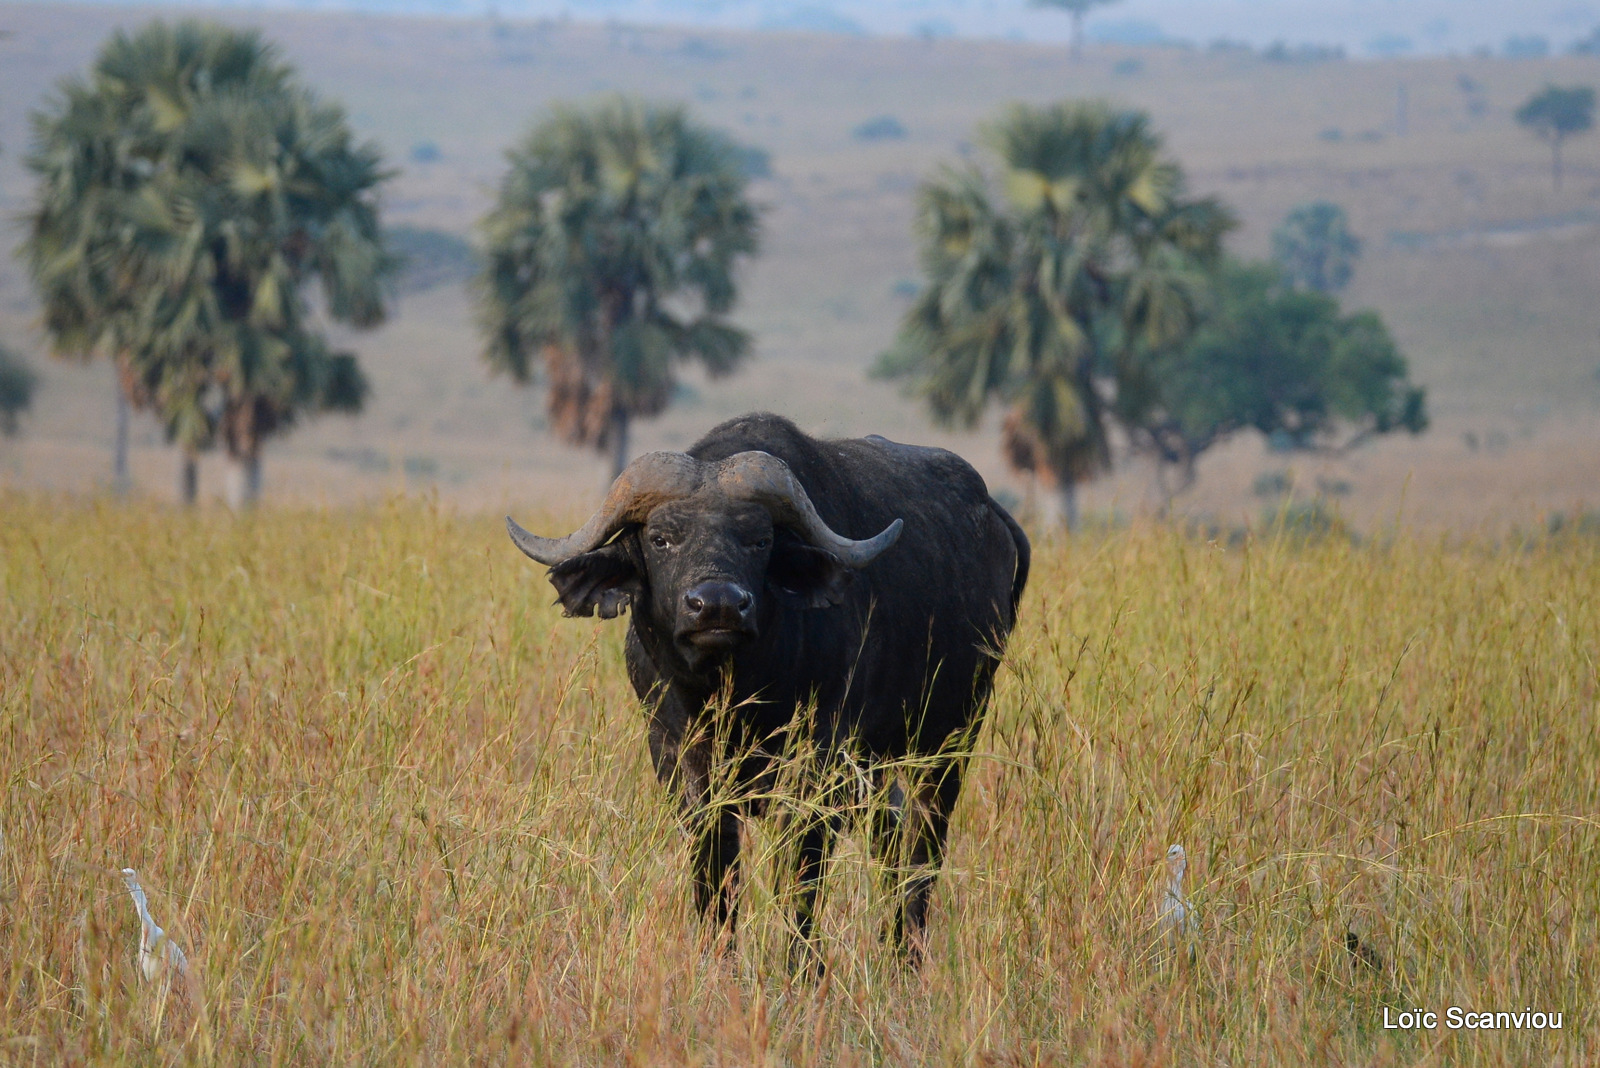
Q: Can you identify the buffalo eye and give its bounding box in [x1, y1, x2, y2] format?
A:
[750, 536, 771, 550]
[650, 533, 671, 549]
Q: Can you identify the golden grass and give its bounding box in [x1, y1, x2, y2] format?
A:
[1, 494, 1596, 1064]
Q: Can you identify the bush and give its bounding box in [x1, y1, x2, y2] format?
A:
[1505, 35, 1551, 59]
[1252, 469, 1294, 499]
[0, 345, 37, 435]
[386, 225, 478, 294]
[1264, 498, 1353, 543]
[852, 115, 907, 141]
[1262, 40, 1344, 64]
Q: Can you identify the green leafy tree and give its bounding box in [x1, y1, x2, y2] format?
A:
[1, 38, 35, 442]
[1272, 201, 1361, 294]
[477, 97, 761, 479]
[22, 20, 392, 505]
[1515, 84, 1596, 191]
[1126, 260, 1427, 498]
[876, 100, 1233, 527]
[0, 344, 37, 436]
[1031, 0, 1122, 59]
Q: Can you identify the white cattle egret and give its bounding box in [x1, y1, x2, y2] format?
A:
[1159, 844, 1193, 940]
[120, 868, 188, 982]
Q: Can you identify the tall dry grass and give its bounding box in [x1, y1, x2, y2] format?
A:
[1, 494, 1595, 1064]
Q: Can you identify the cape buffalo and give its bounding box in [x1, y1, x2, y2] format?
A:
[507, 412, 1029, 964]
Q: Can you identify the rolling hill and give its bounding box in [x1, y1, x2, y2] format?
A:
[2, 0, 1600, 530]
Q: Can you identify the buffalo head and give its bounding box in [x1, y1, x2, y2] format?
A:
[507, 451, 902, 671]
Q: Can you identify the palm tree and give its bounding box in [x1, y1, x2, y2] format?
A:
[127, 85, 388, 506]
[1271, 201, 1361, 294]
[22, 20, 391, 506]
[878, 101, 1232, 528]
[477, 96, 760, 479]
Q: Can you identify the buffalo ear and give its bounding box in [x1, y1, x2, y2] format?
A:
[769, 540, 853, 609]
[548, 540, 641, 619]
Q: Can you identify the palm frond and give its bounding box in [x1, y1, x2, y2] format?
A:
[475, 95, 760, 450]
[890, 99, 1225, 487]
[20, 18, 392, 462]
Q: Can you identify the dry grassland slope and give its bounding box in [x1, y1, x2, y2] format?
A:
[1, 2, 1599, 529]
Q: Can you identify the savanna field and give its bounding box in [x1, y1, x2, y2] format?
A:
[1, 496, 1596, 1065]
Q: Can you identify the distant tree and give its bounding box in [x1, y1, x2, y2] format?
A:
[477, 96, 761, 479]
[1457, 74, 1489, 119]
[1124, 260, 1427, 498]
[0, 29, 9, 156]
[1261, 41, 1345, 64]
[1571, 27, 1600, 56]
[388, 226, 479, 294]
[22, 20, 392, 506]
[1031, 0, 1122, 59]
[0, 43, 28, 439]
[1272, 201, 1362, 294]
[875, 101, 1233, 527]
[1515, 84, 1596, 191]
[852, 115, 907, 142]
[0, 344, 37, 436]
[1504, 36, 1551, 60]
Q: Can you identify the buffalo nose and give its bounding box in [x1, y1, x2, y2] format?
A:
[683, 581, 753, 620]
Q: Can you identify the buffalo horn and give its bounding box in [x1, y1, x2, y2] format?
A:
[506, 448, 903, 570]
[506, 451, 705, 565]
[711, 451, 903, 568]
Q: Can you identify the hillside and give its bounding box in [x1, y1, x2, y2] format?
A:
[2, 1, 1600, 529]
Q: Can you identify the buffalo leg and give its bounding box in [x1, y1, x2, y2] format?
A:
[784, 809, 842, 974]
[644, 684, 745, 951]
[690, 805, 743, 947]
[873, 759, 964, 964]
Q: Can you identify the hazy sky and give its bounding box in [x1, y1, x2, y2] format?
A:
[1089, 0, 1600, 53]
[33, 0, 1600, 55]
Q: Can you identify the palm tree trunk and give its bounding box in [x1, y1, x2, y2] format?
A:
[178, 451, 198, 506]
[610, 407, 630, 482]
[1553, 137, 1564, 192]
[222, 399, 263, 508]
[1155, 461, 1175, 518]
[112, 377, 131, 497]
[1060, 479, 1079, 533]
[1071, 10, 1084, 59]
[225, 447, 262, 508]
[1154, 446, 1198, 518]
